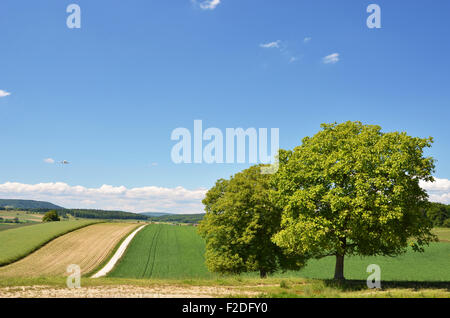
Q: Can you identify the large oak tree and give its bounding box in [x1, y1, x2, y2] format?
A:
[272, 121, 437, 280]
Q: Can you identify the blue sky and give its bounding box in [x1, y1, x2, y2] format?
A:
[1, 0, 449, 213]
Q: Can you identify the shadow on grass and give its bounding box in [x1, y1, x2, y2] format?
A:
[323, 279, 450, 292]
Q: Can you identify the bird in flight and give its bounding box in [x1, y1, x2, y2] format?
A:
[60, 160, 70, 165]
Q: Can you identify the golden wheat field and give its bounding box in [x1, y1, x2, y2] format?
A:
[0, 223, 138, 277]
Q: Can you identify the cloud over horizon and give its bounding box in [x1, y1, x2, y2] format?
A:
[1, 178, 449, 215]
[420, 178, 450, 204]
[0, 182, 207, 214]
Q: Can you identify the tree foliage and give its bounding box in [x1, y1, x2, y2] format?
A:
[443, 219, 450, 228]
[272, 121, 437, 280]
[42, 210, 60, 222]
[425, 203, 450, 227]
[198, 165, 305, 278]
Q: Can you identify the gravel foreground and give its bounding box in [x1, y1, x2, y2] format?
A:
[0, 285, 258, 298]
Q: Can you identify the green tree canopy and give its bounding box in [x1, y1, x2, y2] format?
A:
[425, 203, 450, 227]
[198, 165, 305, 278]
[42, 210, 60, 222]
[272, 121, 437, 280]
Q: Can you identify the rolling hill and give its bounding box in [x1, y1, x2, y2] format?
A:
[0, 199, 64, 210]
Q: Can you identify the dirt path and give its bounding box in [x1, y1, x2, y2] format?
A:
[92, 225, 146, 278]
[0, 223, 138, 277]
[0, 285, 259, 298]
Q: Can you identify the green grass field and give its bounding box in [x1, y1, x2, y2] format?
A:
[109, 224, 450, 282]
[0, 220, 98, 266]
[279, 243, 450, 281]
[109, 224, 214, 279]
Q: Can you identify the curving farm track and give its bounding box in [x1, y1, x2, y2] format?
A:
[91, 224, 146, 278]
[0, 223, 139, 277]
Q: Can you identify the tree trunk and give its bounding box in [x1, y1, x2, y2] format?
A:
[259, 269, 267, 279]
[334, 254, 345, 281]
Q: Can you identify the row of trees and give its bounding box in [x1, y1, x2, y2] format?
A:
[198, 121, 438, 280]
[16, 208, 149, 221]
[426, 203, 450, 227]
[0, 217, 19, 223]
[148, 214, 205, 224]
[63, 209, 148, 220]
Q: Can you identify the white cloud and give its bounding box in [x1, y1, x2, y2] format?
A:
[420, 178, 450, 204]
[0, 182, 207, 214]
[420, 178, 450, 191]
[323, 53, 340, 64]
[1, 178, 447, 214]
[195, 0, 221, 10]
[260, 41, 281, 49]
[260, 41, 299, 64]
[44, 158, 55, 164]
[303, 37, 312, 43]
[0, 90, 11, 98]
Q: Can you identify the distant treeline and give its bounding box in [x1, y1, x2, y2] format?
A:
[0, 207, 148, 221]
[0, 217, 19, 223]
[62, 209, 149, 220]
[426, 203, 450, 227]
[1, 203, 447, 226]
[147, 214, 205, 224]
[0, 206, 204, 223]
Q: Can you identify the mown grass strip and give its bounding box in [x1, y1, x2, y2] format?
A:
[0, 220, 99, 266]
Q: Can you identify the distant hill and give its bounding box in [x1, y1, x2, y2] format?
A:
[0, 199, 204, 223]
[0, 199, 64, 210]
[140, 212, 173, 217]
